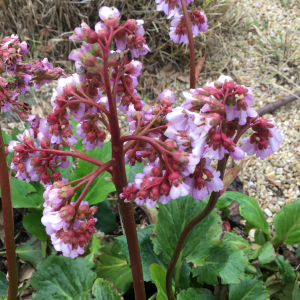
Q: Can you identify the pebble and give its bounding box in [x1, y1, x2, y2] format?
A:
[264, 208, 273, 218]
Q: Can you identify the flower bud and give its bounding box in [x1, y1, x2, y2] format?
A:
[41, 172, 51, 184]
[96, 130, 106, 142]
[47, 113, 58, 125]
[63, 84, 76, 96]
[52, 171, 62, 182]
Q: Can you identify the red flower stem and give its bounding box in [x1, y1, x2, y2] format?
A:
[165, 156, 227, 300]
[73, 161, 114, 211]
[103, 31, 146, 300]
[120, 135, 172, 170]
[180, 0, 195, 89]
[0, 127, 18, 300]
[25, 148, 107, 170]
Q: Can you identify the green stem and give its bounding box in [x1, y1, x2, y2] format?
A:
[180, 0, 195, 89]
[165, 156, 227, 300]
[0, 126, 18, 300]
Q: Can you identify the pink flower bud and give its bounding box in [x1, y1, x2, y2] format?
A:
[96, 130, 106, 142]
[47, 113, 58, 125]
[168, 172, 182, 187]
[41, 172, 51, 184]
[52, 171, 62, 182]
[63, 84, 76, 96]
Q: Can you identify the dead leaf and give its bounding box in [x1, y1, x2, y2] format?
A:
[19, 263, 35, 282]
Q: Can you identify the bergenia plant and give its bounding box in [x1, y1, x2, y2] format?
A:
[0, 1, 285, 300]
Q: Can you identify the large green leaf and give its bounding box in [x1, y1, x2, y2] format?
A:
[94, 200, 117, 234]
[177, 288, 217, 300]
[95, 242, 132, 294]
[1, 177, 44, 208]
[150, 264, 168, 300]
[31, 256, 96, 300]
[273, 198, 300, 245]
[0, 271, 8, 299]
[92, 278, 123, 300]
[217, 192, 270, 236]
[70, 143, 115, 205]
[16, 236, 43, 267]
[23, 209, 48, 241]
[152, 196, 222, 266]
[258, 242, 276, 265]
[116, 224, 167, 281]
[223, 231, 261, 260]
[229, 276, 269, 300]
[275, 255, 296, 284]
[192, 239, 248, 285]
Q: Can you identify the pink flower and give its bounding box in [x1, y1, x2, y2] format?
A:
[169, 17, 189, 44]
[168, 172, 189, 199]
[156, 0, 181, 19]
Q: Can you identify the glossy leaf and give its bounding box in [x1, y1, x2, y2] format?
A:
[216, 192, 270, 236]
[150, 264, 168, 300]
[23, 210, 47, 241]
[16, 236, 43, 267]
[255, 230, 266, 245]
[31, 256, 96, 300]
[0, 271, 8, 299]
[71, 143, 115, 205]
[95, 242, 132, 294]
[127, 163, 144, 182]
[92, 278, 123, 300]
[1, 130, 13, 164]
[229, 276, 269, 300]
[275, 255, 296, 284]
[116, 224, 167, 281]
[177, 288, 217, 300]
[192, 239, 248, 285]
[273, 198, 300, 245]
[94, 200, 117, 234]
[152, 196, 222, 266]
[258, 242, 276, 265]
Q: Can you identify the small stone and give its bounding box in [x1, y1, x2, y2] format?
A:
[277, 201, 285, 206]
[264, 208, 273, 217]
[248, 229, 255, 242]
[276, 168, 283, 175]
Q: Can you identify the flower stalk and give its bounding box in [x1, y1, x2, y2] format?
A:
[0, 127, 18, 300]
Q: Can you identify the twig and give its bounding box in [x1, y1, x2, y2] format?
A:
[257, 91, 300, 116]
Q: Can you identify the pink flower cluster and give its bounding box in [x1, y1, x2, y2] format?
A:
[155, 0, 208, 44]
[41, 182, 97, 258]
[121, 75, 284, 207]
[0, 35, 64, 114]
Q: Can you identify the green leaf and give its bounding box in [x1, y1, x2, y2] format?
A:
[94, 200, 117, 234]
[223, 232, 261, 260]
[85, 233, 102, 265]
[11, 127, 21, 140]
[23, 210, 47, 241]
[273, 198, 300, 245]
[177, 288, 217, 300]
[31, 256, 96, 300]
[255, 230, 266, 245]
[150, 264, 168, 300]
[258, 242, 276, 265]
[275, 255, 296, 284]
[95, 242, 132, 294]
[1, 130, 13, 164]
[116, 224, 167, 282]
[0, 272, 8, 299]
[16, 236, 43, 267]
[1, 177, 44, 208]
[152, 196, 222, 266]
[218, 192, 270, 236]
[192, 239, 248, 285]
[92, 278, 123, 300]
[127, 163, 144, 182]
[70, 143, 115, 205]
[229, 276, 269, 300]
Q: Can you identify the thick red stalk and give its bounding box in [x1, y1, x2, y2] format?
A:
[165, 156, 227, 300]
[0, 127, 18, 300]
[180, 0, 195, 89]
[103, 32, 146, 300]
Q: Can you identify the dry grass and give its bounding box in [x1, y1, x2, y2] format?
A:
[0, 0, 244, 98]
